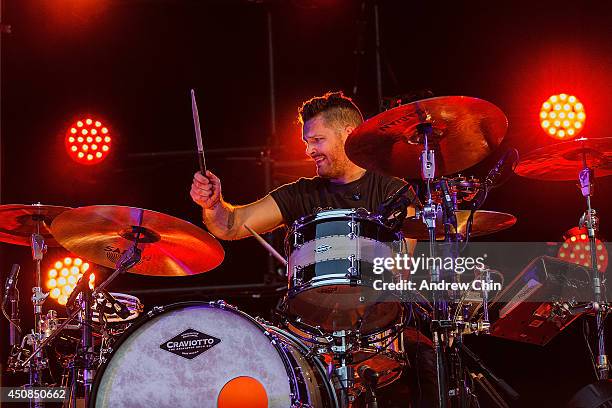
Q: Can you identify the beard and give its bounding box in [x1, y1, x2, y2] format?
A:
[311, 134, 353, 179]
[315, 154, 351, 179]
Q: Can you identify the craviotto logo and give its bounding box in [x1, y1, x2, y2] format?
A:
[160, 328, 221, 359]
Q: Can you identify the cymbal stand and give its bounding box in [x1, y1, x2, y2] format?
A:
[415, 104, 448, 408]
[21, 239, 142, 408]
[23, 216, 50, 407]
[330, 330, 355, 408]
[578, 152, 608, 380]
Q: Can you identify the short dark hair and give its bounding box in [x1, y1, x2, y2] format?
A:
[298, 91, 364, 129]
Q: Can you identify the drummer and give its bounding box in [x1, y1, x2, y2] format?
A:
[190, 91, 406, 238]
[190, 91, 435, 407]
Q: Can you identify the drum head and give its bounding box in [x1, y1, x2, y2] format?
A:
[92, 302, 296, 407]
[287, 287, 402, 333]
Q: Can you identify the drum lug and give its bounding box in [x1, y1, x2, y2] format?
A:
[212, 300, 236, 310]
[293, 231, 303, 248]
[293, 265, 303, 286]
[255, 316, 271, 326]
[291, 400, 314, 408]
[346, 255, 358, 283]
[264, 330, 281, 348]
[147, 305, 165, 317]
[347, 220, 357, 239]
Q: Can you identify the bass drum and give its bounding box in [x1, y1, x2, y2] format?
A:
[90, 301, 338, 408]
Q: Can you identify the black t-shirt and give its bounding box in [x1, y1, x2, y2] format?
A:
[270, 171, 406, 227]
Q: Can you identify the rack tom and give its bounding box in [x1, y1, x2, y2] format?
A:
[286, 209, 404, 334]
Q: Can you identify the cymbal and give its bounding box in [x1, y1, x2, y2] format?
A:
[345, 96, 508, 177]
[51, 205, 224, 276]
[0, 204, 72, 247]
[401, 210, 516, 240]
[515, 137, 612, 181]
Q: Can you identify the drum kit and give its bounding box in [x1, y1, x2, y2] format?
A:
[1, 96, 610, 407]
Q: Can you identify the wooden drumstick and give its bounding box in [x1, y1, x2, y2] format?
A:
[244, 224, 287, 266]
[190, 89, 207, 175]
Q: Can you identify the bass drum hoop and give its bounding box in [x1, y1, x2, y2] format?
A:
[89, 301, 338, 408]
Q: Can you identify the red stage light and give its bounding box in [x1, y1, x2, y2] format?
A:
[540, 94, 585, 140]
[65, 117, 112, 165]
[558, 227, 608, 272]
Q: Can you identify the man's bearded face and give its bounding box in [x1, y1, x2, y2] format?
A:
[302, 115, 354, 179]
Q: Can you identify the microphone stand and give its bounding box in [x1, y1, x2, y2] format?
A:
[578, 147, 608, 380]
[7, 291, 21, 368]
[460, 344, 519, 405]
[3, 266, 22, 371]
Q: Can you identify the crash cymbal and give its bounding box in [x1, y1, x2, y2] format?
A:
[0, 204, 72, 247]
[51, 205, 224, 276]
[401, 210, 516, 240]
[345, 96, 508, 177]
[515, 137, 612, 181]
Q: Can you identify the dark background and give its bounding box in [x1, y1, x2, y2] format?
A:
[0, 0, 611, 406]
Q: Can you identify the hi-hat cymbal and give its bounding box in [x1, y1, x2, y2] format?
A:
[51, 205, 224, 276]
[0, 204, 72, 247]
[402, 210, 516, 240]
[345, 96, 508, 178]
[515, 137, 612, 181]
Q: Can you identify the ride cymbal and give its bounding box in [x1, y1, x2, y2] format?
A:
[51, 205, 224, 276]
[345, 96, 508, 178]
[515, 137, 612, 181]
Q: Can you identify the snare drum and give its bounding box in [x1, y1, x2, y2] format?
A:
[286, 209, 404, 334]
[90, 301, 338, 408]
[92, 292, 143, 323]
[287, 322, 406, 388]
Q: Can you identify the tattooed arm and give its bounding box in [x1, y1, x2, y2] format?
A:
[190, 171, 283, 240]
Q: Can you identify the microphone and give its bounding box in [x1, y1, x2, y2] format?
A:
[66, 273, 91, 309]
[377, 183, 422, 232]
[484, 148, 519, 189]
[358, 364, 380, 407]
[99, 291, 131, 320]
[378, 183, 423, 214]
[358, 365, 380, 385]
[5, 264, 21, 348]
[470, 149, 519, 212]
[4, 264, 20, 296]
[438, 179, 457, 230]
